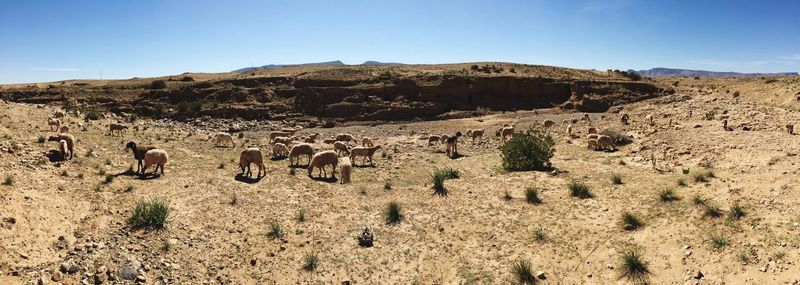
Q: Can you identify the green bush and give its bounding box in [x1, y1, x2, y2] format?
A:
[511, 259, 535, 284]
[500, 129, 555, 172]
[151, 80, 167, 89]
[129, 199, 169, 229]
[525, 187, 542, 204]
[619, 251, 650, 282]
[385, 201, 402, 225]
[569, 182, 592, 199]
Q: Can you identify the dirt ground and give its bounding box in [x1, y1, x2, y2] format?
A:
[2, 77, 800, 284]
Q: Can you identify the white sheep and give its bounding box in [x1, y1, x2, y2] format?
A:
[336, 133, 356, 145]
[566, 124, 573, 137]
[58, 125, 69, 133]
[349, 145, 382, 166]
[467, 128, 484, 144]
[289, 143, 314, 166]
[272, 136, 292, 146]
[214, 132, 235, 147]
[281, 127, 302, 136]
[47, 117, 61, 131]
[645, 115, 654, 126]
[141, 149, 168, 175]
[498, 126, 514, 142]
[333, 141, 350, 156]
[58, 140, 69, 161]
[269, 131, 291, 142]
[339, 157, 352, 184]
[307, 150, 338, 178]
[272, 143, 289, 158]
[361, 137, 375, 147]
[109, 123, 128, 136]
[47, 134, 75, 160]
[239, 147, 265, 177]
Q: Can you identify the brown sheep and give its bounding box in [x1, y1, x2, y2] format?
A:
[361, 137, 375, 147]
[214, 132, 235, 147]
[272, 136, 292, 146]
[289, 143, 314, 166]
[109, 123, 128, 136]
[336, 133, 356, 145]
[307, 150, 338, 178]
[269, 131, 291, 142]
[239, 148, 265, 177]
[498, 126, 514, 142]
[47, 117, 61, 131]
[597, 135, 615, 151]
[427, 135, 441, 146]
[445, 132, 463, 157]
[588, 127, 598, 135]
[587, 138, 599, 150]
[47, 134, 75, 160]
[467, 128, 484, 144]
[349, 146, 382, 166]
[58, 125, 69, 133]
[333, 141, 350, 156]
[272, 143, 289, 158]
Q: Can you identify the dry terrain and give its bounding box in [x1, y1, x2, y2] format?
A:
[2, 67, 800, 284]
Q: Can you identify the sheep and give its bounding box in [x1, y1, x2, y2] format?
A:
[361, 137, 375, 147]
[308, 133, 320, 140]
[587, 134, 599, 141]
[141, 149, 169, 175]
[336, 133, 356, 145]
[542, 120, 555, 129]
[427, 135, 441, 146]
[620, 113, 630, 125]
[269, 131, 291, 142]
[323, 138, 337, 144]
[238, 148, 265, 177]
[499, 126, 515, 142]
[288, 143, 314, 166]
[53, 111, 65, 118]
[47, 117, 61, 131]
[582, 113, 591, 124]
[47, 134, 75, 160]
[214, 132, 235, 147]
[566, 124, 573, 137]
[339, 157, 352, 184]
[349, 145, 382, 166]
[445, 132, 463, 157]
[307, 150, 338, 178]
[272, 143, 289, 158]
[597, 135, 616, 151]
[58, 140, 69, 161]
[333, 141, 351, 156]
[281, 127, 302, 136]
[587, 138, 599, 151]
[303, 137, 316, 143]
[272, 136, 292, 146]
[467, 128, 484, 144]
[125, 141, 157, 174]
[645, 115, 654, 126]
[58, 125, 69, 133]
[109, 123, 128, 136]
[588, 127, 598, 135]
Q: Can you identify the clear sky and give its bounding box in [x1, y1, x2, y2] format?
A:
[1, 0, 798, 83]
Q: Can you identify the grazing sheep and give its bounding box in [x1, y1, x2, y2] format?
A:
[597, 135, 616, 151]
[238, 148, 265, 177]
[542, 120, 555, 129]
[645, 114, 654, 126]
[58, 140, 69, 161]
[339, 157, 352, 184]
[588, 127, 598, 135]
[467, 128, 484, 144]
[141, 149, 168, 175]
[308, 133, 320, 140]
[620, 113, 630, 125]
[333, 141, 350, 156]
[323, 138, 337, 144]
[587, 138, 599, 150]
[126, 141, 156, 174]
[307, 150, 338, 178]
[58, 125, 69, 133]
[288, 143, 314, 166]
[498, 126, 515, 142]
[281, 127, 302, 136]
[109, 123, 128, 136]
[269, 131, 290, 142]
[786, 124, 794, 135]
[445, 132, 463, 157]
[272, 143, 289, 158]
[214, 132, 235, 147]
[349, 146, 382, 166]
[303, 137, 316, 143]
[47, 117, 61, 131]
[427, 135, 441, 146]
[336, 133, 356, 145]
[361, 137, 375, 147]
[47, 134, 75, 160]
[272, 136, 292, 146]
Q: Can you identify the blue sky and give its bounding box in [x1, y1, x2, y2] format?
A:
[1, 0, 798, 83]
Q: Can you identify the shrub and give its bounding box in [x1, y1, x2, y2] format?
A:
[297, 209, 306, 222]
[36, 136, 45, 144]
[511, 260, 535, 284]
[525, 187, 542, 204]
[621, 212, 643, 230]
[161, 239, 172, 252]
[384, 181, 392, 190]
[303, 253, 318, 271]
[229, 194, 237, 205]
[84, 111, 101, 121]
[611, 173, 623, 185]
[738, 251, 750, 263]
[659, 188, 678, 202]
[676, 178, 687, 187]
[77, 173, 84, 179]
[60, 170, 68, 177]
[692, 172, 708, 183]
[128, 199, 169, 229]
[619, 251, 650, 282]
[732, 91, 741, 97]
[500, 129, 555, 172]
[385, 201, 402, 225]
[704, 205, 722, 218]
[533, 227, 546, 242]
[180, 76, 194, 82]
[503, 191, 512, 201]
[125, 185, 134, 192]
[104, 173, 114, 183]
[3, 175, 13, 186]
[266, 222, 284, 239]
[692, 195, 705, 206]
[151, 80, 167, 89]
[438, 167, 460, 179]
[729, 203, 745, 219]
[569, 181, 592, 199]
[218, 163, 225, 169]
[431, 168, 459, 196]
[711, 234, 729, 249]
[682, 168, 690, 175]
[704, 111, 716, 121]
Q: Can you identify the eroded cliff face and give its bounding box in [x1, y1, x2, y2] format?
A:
[0, 74, 670, 121]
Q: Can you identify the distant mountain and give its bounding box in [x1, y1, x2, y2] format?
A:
[233, 60, 403, 73]
[637, 68, 798, 78]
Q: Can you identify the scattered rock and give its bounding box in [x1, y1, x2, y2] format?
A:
[51, 271, 62, 282]
[536, 271, 546, 279]
[119, 266, 137, 280]
[694, 270, 704, 279]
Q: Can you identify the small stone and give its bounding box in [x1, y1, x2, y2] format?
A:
[760, 266, 768, 272]
[51, 271, 62, 282]
[587, 272, 592, 277]
[120, 266, 137, 280]
[685, 250, 692, 256]
[536, 271, 546, 279]
[250, 259, 257, 266]
[694, 270, 704, 279]
[606, 264, 614, 269]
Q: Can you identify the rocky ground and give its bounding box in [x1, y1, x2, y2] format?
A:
[2, 76, 800, 284]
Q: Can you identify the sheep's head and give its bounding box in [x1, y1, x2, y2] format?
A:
[455, 131, 463, 137]
[125, 141, 136, 150]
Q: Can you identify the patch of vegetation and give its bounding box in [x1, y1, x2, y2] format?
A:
[525, 187, 542, 204]
[737, 251, 750, 263]
[692, 172, 709, 183]
[659, 188, 678, 202]
[151, 80, 167, 89]
[729, 203, 745, 220]
[503, 191, 512, 201]
[303, 253, 318, 271]
[125, 185, 134, 192]
[104, 173, 114, 183]
[84, 111, 101, 121]
[772, 250, 786, 260]
[676, 178, 687, 187]
[704, 111, 716, 120]
[383, 181, 392, 190]
[36, 135, 45, 144]
[500, 129, 555, 172]
[384, 201, 402, 225]
[266, 221, 285, 239]
[533, 227, 546, 242]
[511, 260, 536, 284]
[77, 173, 84, 179]
[568, 181, 592, 199]
[218, 163, 225, 169]
[610, 173, 623, 185]
[128, 199, 169, 229]
[704, 205, 723, 218]
[3, 175, 13, 186]
[692, 195, 706, 206]
[229, 194, 237, 205]
[161, 239, 172, 252]
[711, 234, 729, 249]
[619, 251, 650, 282]
[621, 212, 643, 230]
[431, 168, 459, 195]
[60, 170, 68, 177]
[297, 209, 306, 222]
[682, 168, 690, 175]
